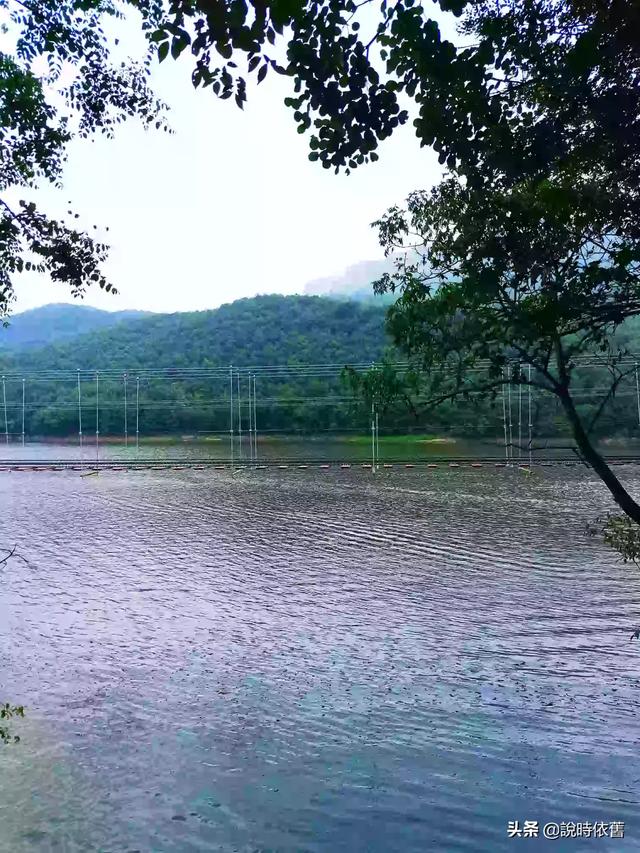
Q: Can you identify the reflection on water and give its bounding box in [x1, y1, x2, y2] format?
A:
[3, 435, 640, 465]
[1, 435, 497, 463]
[1, 465, 640, 851]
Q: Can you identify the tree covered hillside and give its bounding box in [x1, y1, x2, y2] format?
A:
[0, 296, 391, 437]
[0, 304, 151, 351]
[1, 295, 640, 442]
[5, 295, 388, 372]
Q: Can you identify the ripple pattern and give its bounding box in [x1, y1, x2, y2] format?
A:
[0, 466, 640, 851]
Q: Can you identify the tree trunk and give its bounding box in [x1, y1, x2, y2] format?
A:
[557, 386, 640, 524]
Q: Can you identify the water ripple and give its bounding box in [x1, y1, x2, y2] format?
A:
[1, 464, 640, 851]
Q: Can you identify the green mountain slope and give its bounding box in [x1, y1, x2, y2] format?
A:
[7, 295, 388, 371]
[2, 294, 640, 441]
[0, 295, 391, 437]
[1, 304, 151, 351]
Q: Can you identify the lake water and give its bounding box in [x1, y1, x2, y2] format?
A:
[1, 463, 640, 851]
[2, 434, 640, 465]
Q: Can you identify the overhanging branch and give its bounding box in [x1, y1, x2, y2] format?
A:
[586, 364, 637, 434]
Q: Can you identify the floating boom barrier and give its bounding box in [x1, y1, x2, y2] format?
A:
[0, 455, 639, 472]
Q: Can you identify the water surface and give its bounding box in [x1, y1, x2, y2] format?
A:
[1, 464, 639, 851]
[3, 434, 640, 464]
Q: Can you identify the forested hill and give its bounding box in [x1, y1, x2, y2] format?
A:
[0, 303, 150, 351]
[4, 295, 640, 441]
[2, 295, 389, 372]
[0, 296, 390, 437]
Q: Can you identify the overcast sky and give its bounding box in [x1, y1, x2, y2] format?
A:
[12, 6, 452, 315]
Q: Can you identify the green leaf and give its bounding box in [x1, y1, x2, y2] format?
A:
[171, 38, 187, 60]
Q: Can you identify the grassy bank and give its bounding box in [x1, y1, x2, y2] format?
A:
[343, 433, 457, 445]
[33, 433, 456, 445]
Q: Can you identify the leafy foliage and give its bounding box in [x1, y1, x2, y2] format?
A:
[0, 702, 24, 745]
[0, 0, 168, 317]
[369, 177, 640, 516]
[374, 174, 639, 380]
[141, 0, 639, 185]
[364, 0, 640, 522]
[588, 514, 640, 567]
[140, 0, 417, 171]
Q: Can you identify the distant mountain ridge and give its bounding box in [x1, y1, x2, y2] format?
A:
[2, 276, 392, 353]
[0, 295, 391, 437]
[2, 295, 388, 373]
[1, 304, 152, 351]
[303, 258, 396, 303]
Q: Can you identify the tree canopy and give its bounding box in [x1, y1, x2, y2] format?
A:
[0, 0, 167, 317]
[145, 0, 639, 183]
[361, 0, 640, 522]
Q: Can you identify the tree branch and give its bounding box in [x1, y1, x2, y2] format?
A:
[586, 365, 636, 434]
[0, 545, 30, 569]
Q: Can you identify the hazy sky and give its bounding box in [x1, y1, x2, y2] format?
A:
[12, 6, 451, 315]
